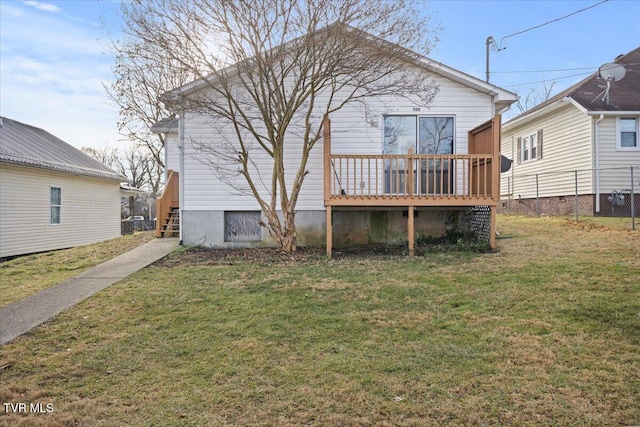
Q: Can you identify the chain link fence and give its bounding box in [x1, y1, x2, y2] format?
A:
[501, 165, 638, 230]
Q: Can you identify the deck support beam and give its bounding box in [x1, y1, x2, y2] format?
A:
[326, 206, 333, 259]
[408, 206, 415, 256]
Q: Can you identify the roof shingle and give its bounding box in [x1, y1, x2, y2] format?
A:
[506, 46, 640, 124]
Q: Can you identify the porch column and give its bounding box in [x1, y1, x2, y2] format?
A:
[408, 205, 415, 256]
[326, 205, 333, 259]
[490, 206, 497, 249]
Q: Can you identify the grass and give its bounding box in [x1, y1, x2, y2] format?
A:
[575, 215, 637, 230]
[0, 232, 154, 307]
[1, 216, 639, 426]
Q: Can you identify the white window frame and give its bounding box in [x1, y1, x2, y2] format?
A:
[520, 133, 538, 163]
[50, 186, 61, 225]
[617, 116, 640, 151]
[530, 133, 537, 159]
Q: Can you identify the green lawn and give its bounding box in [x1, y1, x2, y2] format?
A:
[1, 216, 638, 426]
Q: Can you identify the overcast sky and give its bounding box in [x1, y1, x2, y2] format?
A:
[1, 0, 638, 150]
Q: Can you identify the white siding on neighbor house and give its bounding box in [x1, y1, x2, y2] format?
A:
[596, 116, 640, 192]
[501, 103, 593, 200]
[177, 71, 496, 213]
[0, 163, 122, 258]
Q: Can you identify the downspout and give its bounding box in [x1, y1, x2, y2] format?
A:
[178, 112, 185, 244]
[594, 114, 604, 213]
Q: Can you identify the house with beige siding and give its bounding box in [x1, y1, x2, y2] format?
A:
[0, 117, 126, 259]
[501, 46, 640, 217]
[154, 26, 517, 255]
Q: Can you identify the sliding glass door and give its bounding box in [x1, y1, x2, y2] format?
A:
[384, 116, 454, 195]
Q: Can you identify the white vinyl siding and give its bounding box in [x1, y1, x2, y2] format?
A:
[0, 164, 122, 258]
[178, 71, 495, 212]
[164, 132, 180, 174]
[501, 103, 593, 199]
[597, 116, 640, 192]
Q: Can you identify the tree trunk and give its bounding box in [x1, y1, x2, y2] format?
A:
[262, 208, 297, 252]
[281, 210, 297, 252]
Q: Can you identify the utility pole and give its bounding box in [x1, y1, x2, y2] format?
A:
[485, 36, 494, 82]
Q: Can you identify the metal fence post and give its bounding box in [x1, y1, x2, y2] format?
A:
[536, 174, 540, 217]
[507, 176, 511, 214]
[631, 166, 635, 230]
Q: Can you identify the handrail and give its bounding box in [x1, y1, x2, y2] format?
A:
[326, 152, 496, 202]
[155, 169, 180, 237]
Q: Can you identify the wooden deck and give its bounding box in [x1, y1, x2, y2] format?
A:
[325, 153, 497, 206]
[323, 114, 502, 257]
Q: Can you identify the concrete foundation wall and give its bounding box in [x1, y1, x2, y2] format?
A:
[182, 209, 461, 248]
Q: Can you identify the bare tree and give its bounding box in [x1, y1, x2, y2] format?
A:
[81, 146, 119, 169]
[512, 79, 558, 117]
[118, 0, 440, 252]
[84, 144, 164, 219]
[106, 31, 195, 169]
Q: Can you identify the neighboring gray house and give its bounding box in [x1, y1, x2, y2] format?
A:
[500, 46, 640, 216]
[0, 117, 126, 259]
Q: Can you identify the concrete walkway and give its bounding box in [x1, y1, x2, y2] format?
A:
[0, 238, 179, 345]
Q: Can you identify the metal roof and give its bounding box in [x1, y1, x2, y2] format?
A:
[0, 117, 126, 182]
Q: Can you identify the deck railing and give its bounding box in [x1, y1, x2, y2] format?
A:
[326, 151, 496, 206]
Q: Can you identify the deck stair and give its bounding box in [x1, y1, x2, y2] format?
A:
[160, 208, 180, 237]
[155, 169, 180, 238]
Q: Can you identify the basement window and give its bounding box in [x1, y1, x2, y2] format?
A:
[224, 211, 261, 242]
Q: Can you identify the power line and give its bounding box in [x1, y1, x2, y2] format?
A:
[493, 62, 640, 76]
[484, 0, 611, 82]
[501, 0, 610, 40]
[501, 71, 594, 88]
[492, 66, 598, 75]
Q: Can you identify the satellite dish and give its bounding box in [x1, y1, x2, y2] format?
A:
[593, 63, 627, 105]
[599, 63, 626, 82]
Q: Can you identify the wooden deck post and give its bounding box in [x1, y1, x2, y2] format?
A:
[324, 115, 332, 259]
[326, 205, 333, 259]
[407, 148, 414, 198]
[408, 205, 415, 256]
[323, 115, 331, 203]
[492, 113, 502, 202]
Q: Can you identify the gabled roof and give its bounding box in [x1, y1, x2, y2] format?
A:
[505, 46, 640, 128]
[161, 23, 517, 109]
[0, 117, 126, 182]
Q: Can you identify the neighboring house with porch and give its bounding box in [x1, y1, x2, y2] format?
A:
[0, 117, 126, 259]
[500, 46, 640, 217]
[153, 28, 517, 255]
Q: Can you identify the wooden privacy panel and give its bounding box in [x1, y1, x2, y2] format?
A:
[468, 114, 501, 201]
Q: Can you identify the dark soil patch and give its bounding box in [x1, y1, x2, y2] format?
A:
[154, 244, 419, 267]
